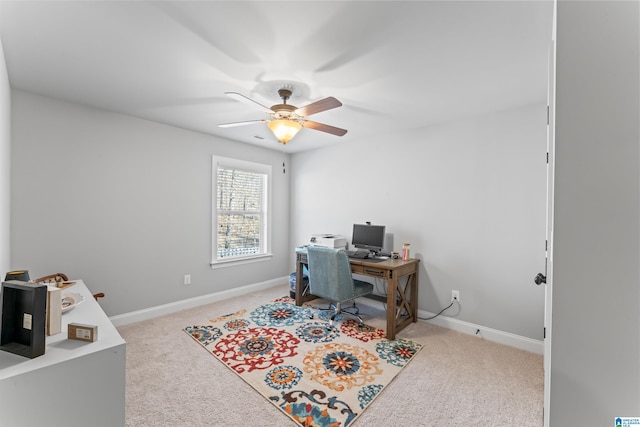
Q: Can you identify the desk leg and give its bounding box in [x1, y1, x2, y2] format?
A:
[386, 279, 398, 340]
[295, 259, 304, 306]
[386, 268, 419, 339]
[410, 269, 419, 322]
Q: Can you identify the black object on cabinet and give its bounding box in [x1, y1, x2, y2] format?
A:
[0, 280, 47, 358]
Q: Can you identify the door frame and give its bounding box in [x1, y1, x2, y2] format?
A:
[543, 3, 557, 423]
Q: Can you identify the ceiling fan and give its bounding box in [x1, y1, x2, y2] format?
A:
[218, 88, 348, 144]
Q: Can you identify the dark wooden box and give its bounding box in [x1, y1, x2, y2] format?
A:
[0, 280, 47, 358]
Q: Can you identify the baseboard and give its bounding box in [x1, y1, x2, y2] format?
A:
[419, 309, 544, 355]
[109, 276, 288, 327]
[358, 298, 544, 355]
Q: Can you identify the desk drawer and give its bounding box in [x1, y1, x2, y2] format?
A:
[360, 266, 387, 278]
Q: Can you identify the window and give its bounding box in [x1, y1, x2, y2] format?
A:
[211, 156, 272, 267]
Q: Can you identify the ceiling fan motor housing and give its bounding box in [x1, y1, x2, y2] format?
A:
[270, 89, 299, 120]
[271, 104, 298, 120]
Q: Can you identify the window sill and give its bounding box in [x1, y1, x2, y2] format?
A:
[210, 253, 273, 270]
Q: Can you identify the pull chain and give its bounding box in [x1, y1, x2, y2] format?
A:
[282, 145, 286, 174]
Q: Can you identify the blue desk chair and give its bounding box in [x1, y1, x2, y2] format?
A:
[306, 246, 374, 325]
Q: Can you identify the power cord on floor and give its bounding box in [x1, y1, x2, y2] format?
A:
[418, 300, 456, 321]
[371, 277, 458, 321]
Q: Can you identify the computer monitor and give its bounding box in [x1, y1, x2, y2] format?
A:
[351, 223, 386, 253]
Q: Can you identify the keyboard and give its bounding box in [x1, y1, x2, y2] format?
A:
[345, 250, 369, 259]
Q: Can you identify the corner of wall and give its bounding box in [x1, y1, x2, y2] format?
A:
[0, 34, 11, 274]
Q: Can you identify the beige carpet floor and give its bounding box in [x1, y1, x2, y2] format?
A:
[118, 285, 543, 426]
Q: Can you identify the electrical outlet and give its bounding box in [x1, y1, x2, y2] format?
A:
[452, 290, 460, 302]
[184, 274, 191, 285]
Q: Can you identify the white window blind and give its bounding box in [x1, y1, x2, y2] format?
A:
[212, 156, 271, 266]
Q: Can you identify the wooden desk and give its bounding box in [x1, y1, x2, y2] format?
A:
[295, 248, 419, 340]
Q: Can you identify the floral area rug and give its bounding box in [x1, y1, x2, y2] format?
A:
[184, 297, 422, 426]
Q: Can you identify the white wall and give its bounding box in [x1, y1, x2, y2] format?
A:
[551, 1, 640, 423]
[290, 103, 548, 340]
[10, 90, 291, 316]
[0, 36, 10, 275]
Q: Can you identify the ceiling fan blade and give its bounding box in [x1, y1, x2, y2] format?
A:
[218, 119, 267, 128]
[301, 120, 348, 136]
[295, 97, 342, 117]
[225, 92, 273, 113]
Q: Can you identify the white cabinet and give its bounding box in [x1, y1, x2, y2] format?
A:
[0, 280, 126, 426]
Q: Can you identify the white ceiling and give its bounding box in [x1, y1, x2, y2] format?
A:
[0, 1, 553, 153]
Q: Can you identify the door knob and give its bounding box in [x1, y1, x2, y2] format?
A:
[534, 273, 546, 285]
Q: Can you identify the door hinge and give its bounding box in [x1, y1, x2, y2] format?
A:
[544, 327, 546, 339]
[546, 152, 549, 164]
[545, 239, 548, 251]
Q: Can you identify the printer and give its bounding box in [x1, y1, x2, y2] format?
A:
[309, 234, 347, 249]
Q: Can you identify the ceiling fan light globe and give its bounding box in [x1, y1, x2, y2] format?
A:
[268, 119, 302, 144]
